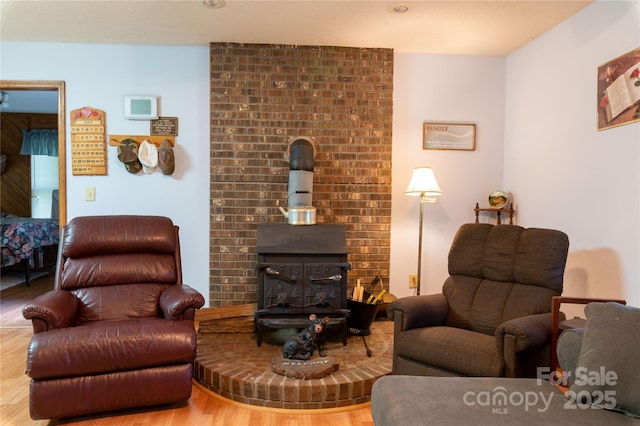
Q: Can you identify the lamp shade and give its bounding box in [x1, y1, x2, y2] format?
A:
[404, 167, 442, 197]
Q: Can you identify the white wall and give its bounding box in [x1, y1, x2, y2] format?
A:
[3, 0, 638, 309]
[2, 41, 507, 306]
[504, 1, 640, 308]
[0, 42, 212, 304]
[389, 1, 640, 307]
[390, 53, 506, 298]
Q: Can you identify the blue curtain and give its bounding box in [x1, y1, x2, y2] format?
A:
[20, 129, 58, 157]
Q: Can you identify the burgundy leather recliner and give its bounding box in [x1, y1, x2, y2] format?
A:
[22, 215, 205, 420]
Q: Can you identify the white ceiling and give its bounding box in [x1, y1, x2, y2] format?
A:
[1, 0, 593, 55]
[1, 0, 593, 114]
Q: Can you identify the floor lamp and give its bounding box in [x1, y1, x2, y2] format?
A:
[404, 167, 442, 295]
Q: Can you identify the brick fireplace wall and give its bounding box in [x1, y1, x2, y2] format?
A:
[209, 43, 393, 307]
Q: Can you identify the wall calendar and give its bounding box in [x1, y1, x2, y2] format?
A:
[70, 107, 107, 175]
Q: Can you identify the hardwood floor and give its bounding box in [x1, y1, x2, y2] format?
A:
[0, 273, 374, 425]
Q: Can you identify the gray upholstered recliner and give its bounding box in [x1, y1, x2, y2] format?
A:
[388, 223, 569, 378]
[372, 302, 640, 425]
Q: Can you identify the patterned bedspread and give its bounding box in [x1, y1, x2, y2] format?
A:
[1, 213, 59, 268]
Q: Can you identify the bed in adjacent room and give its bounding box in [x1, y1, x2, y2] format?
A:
[1, 213, 59, 286]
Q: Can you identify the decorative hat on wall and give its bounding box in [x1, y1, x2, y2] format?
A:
[117, 139, 142, 174]
[138, 140, 158, 174]
[158, 139, 175, 175]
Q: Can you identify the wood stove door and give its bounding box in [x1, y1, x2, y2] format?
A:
[303, 263, 347, 313]
[261, 263, 304, 314]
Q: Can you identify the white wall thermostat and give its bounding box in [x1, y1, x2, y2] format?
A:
[124, 95, 158, 120]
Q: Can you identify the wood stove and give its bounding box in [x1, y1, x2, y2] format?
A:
[255, 223, 351, 346]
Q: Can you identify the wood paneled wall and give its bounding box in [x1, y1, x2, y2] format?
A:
[0, 113, 57, 216]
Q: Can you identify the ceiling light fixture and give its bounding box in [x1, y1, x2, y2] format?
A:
[389, 2, 411, 14]
[202, 0, 226, 9]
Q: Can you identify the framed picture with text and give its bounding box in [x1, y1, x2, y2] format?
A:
[597, 47, 640, 131]
[423, 122, 476, 151]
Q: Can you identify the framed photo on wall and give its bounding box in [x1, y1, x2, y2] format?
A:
[597, 47, 640, 131]
[423, 122, 476, 151]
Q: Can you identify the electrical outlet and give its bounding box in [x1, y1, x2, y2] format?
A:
[85, 186, 96, 201]
[409, 274, 418, 289]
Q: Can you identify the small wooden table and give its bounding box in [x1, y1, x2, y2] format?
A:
[474, 202, 515, 225]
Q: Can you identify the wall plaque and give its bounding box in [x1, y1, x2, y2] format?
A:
[70, 107, 107, 175]
[150, 117, 178, 136]
[423, 122, 476, 151]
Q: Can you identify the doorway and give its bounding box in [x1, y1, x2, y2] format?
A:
[0, 81, 66, 226]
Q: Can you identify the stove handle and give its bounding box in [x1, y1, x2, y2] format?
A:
[309, 274, 342, 282]
[264, 267, 296, 282]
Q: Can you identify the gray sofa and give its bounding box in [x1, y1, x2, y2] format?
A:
[389, 223, 570, 378]
[372, 302, 640, 425]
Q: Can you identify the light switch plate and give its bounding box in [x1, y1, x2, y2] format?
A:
[85, 186, 96, 201]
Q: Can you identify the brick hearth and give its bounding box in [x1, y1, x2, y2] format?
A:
[194, 319, 393, 409]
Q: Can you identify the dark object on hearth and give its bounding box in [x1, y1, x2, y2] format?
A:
[347, 297, 380, 336]
[348, 297, 381, 357]
[21, 215, 205, 420]
[283, 314, 330, 360]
